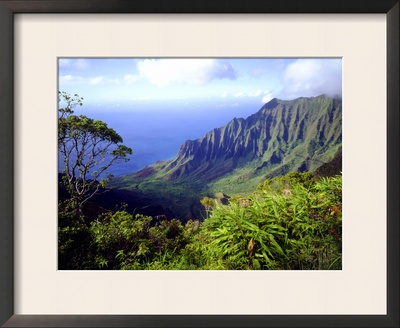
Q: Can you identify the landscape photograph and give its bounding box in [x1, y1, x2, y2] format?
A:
[58, 57, 342, 270]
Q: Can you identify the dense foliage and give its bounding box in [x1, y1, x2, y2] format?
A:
[59, 172, 342, 270]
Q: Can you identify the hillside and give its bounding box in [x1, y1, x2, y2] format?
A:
[112, 95, 342, 221]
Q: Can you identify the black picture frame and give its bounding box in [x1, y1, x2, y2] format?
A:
[1, 1, 398, 327]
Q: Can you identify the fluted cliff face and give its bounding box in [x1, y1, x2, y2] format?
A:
[130, 95, 342, 183]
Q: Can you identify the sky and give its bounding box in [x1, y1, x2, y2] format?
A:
[58, 58, 342, 175]
[59, 58, 342, 112]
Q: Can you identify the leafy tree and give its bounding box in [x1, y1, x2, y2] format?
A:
[58, 91, 132, 221]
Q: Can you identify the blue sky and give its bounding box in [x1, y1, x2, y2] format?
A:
[58, 58, 342, 112]
[58, 58, 342, 175]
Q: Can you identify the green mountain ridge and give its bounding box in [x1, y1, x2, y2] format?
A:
[112, 95, 342, 221]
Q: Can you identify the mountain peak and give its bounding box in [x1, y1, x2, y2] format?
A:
[262, 97, 280, 109]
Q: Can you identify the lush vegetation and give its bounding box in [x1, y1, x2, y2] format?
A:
[58, 92, 342, 270]
[59, 172, 342, 270]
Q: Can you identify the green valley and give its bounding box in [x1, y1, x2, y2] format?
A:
[110, 95, 342, 222]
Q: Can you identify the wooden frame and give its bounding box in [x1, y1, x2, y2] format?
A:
[1, 1, 398, 327]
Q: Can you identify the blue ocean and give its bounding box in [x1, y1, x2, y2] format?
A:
[58, 98, 263, 177]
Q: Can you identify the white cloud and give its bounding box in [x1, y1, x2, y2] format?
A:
[60, 75, 120, 86]
[88, 76, 105, 85]
[60, 75, 84, 84]
[136, 59, 237, 86]
[261, 92, 274, 104]
[251, 89, 263, 97]
[282, 59, 342, 98]
[234, 91, 245, 98]
[232, 89, 273, 102]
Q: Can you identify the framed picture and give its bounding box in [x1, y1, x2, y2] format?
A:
[57, 57, 344, 272]
[1, 1, 398, 327]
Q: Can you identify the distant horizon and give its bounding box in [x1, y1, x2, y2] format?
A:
[58, 58, 342, 176]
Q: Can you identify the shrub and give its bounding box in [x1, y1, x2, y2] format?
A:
[89, 211, 199, 269]
[201, 173, 342, 270]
